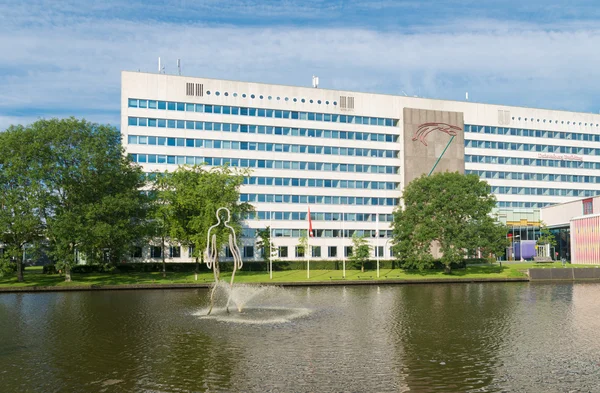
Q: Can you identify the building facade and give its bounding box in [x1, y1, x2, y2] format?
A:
[122, 71, 600, 262]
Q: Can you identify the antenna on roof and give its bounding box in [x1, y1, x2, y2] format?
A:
[177, 59, 181, 76]
[158, 57, 165, 74]
[466, 92, 469, 101]
[312, 75, 319, 88]
[401, 90, 408, 96]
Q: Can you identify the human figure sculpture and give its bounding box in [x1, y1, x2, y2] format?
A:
[205, 207, 243, 315]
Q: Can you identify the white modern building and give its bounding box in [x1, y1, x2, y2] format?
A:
[122, 71, 600, 262]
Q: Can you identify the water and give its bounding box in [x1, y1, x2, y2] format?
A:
[1, 282, 600, 392]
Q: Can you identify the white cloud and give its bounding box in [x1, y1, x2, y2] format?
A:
[2, 1, 600, 127]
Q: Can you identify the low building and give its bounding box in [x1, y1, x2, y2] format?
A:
[541, 196, 600, 264]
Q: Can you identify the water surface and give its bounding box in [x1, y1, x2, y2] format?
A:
[1, 282, 599, 392]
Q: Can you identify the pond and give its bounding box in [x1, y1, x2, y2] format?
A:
[1, 282, 599, 392]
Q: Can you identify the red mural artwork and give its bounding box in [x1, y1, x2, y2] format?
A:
[412, 123, 461, 146]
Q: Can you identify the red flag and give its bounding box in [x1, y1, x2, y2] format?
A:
[308, 206, 314, 237]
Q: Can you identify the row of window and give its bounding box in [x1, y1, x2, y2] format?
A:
[466, 155, 600, 169]
[496, 201, 551, 208]
[465, 140, 599, 156]
[244, 211, 394, 222]
[466, 170, 600, 184]
[465, 124, 600, 142]
[269, 245, 389, 259]
[240, 194, 399, 206]
[263, 229, 392, 239]
[141, 244, 390, 259]
[132, 154, 399, 174]
[491, 186, 600, 198]
[128, 134, 398, 159]
[127, 117, 398, 143]
[243, 176, 398, 191]
[128, 99, 397, 127]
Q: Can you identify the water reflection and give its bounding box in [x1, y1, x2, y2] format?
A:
[1, 283, 599, 392]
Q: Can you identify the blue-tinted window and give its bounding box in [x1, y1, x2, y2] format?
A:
[158, 101, 166, 110]
[128, 117, 137, 126]
[128, 99, 138, 108]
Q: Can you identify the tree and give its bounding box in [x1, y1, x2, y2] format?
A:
[537, 223, 557, 248]
[256, 227, 274, 263]
[536, 222, 557, 259]
[1, 118, 150, 281]
[0, 126, 46, 281]
[350, 232, 371, 273]
[392, 172, 508, 273]
[297, 231, 308, 258]
[154, 165, 252, 280]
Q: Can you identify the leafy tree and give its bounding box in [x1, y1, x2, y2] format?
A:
[537, 223, 557, 248]
[0, 126, 46, 281]
[1, 118, 150, 281]
[392, 172, 508, 273]
[256, 227, 274, 263]
[350, 232, 371, 273]
[154, 165, 251, 280]
[297, 231, 308, 258]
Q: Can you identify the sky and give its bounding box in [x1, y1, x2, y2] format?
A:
[2, 0, 600, 130]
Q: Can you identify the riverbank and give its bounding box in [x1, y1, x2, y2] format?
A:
[1, 262, 594, 292]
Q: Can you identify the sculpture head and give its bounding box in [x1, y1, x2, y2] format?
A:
[215, 207, 232, 225]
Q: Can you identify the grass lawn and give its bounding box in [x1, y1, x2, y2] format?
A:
[1, 262, 597, 289]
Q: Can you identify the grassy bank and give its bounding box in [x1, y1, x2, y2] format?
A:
[2, 262, 596, 289]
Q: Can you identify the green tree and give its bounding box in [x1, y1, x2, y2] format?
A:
[154, 165, 251, 280]
[256, 227, 274, 263]
[537, 223, 557, 248]
[392, 172, 508, 273]
[1, 118, 150, 281]
[297, 231, 308, 258]
[350, 232, 371, 273]
[0, 126, 46, 281]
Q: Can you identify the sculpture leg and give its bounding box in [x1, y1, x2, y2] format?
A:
[225, 263, 237, 313]
[206, 267, 219, 316]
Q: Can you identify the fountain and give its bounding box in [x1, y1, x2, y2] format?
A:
[201, 207, 311, 324]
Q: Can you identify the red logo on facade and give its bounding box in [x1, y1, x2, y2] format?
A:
[412, 123, 461, 146]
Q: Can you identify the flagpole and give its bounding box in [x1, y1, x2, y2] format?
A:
[269, 210, 273, 280]
[342, 210, 346, 279]
[376, 206, 380, 278]
[307, 206, 311, 279]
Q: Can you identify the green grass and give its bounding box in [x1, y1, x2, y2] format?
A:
[1, 262, 597, 289]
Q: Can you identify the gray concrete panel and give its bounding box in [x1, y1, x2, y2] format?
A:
[529, 269, 553, 280]
[403, 108, 465, 185]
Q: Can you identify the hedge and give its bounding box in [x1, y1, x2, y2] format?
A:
[40, 258, 485, 274]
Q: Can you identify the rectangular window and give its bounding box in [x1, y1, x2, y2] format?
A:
[244, 246, 254, 258]
[295, 246, 305, 258]
[312, 246, 321, 258]
[150, 246, 162, 258]
[328, 246, 337, 258]
[132, 246, 143, 258]
[170, 246, 181, 258]
[279, 246, 288, 258]
[583, 198, 593, 215]
[345, 246, 353, 257]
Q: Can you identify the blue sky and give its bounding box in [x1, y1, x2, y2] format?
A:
[2, 0, 600, 129]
